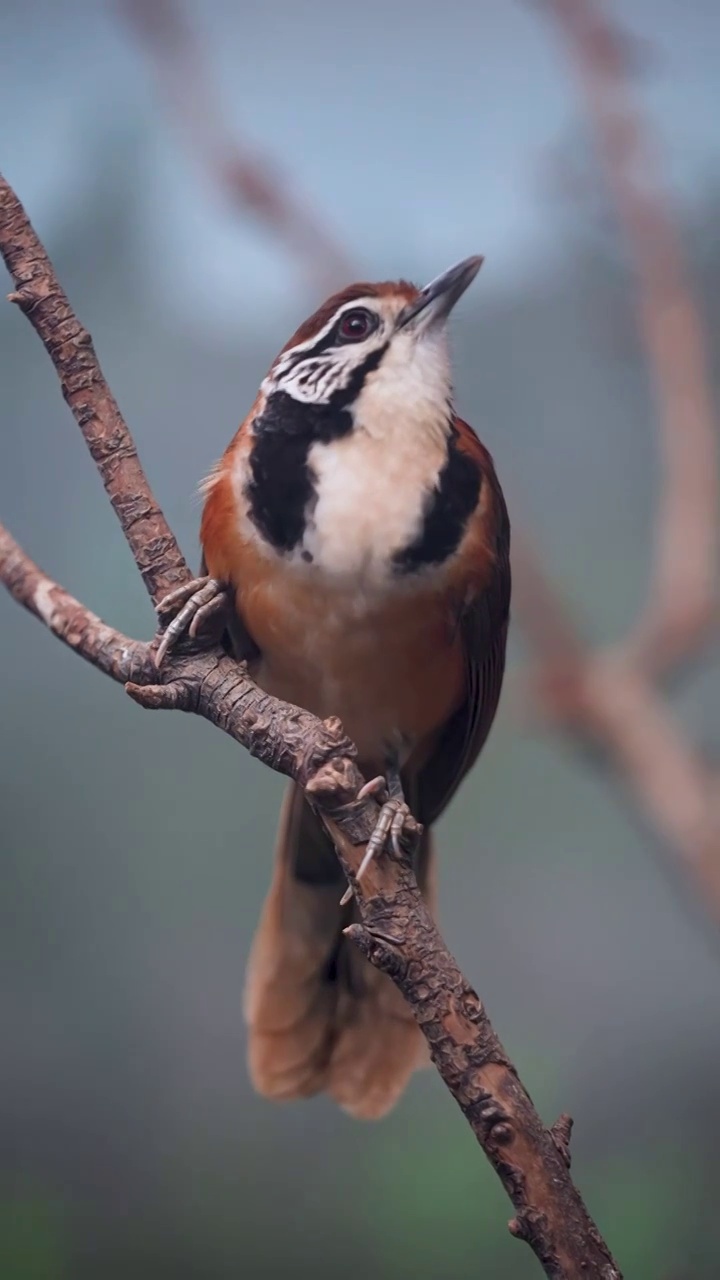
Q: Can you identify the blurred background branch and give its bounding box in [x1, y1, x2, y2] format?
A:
[546, 0, 718, 675]
[0, 522, 154, 684]
[517, 0, 720, 901]
[119, 0, 354, 293]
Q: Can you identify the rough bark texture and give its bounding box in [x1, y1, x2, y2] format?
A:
[0, 168, 622, 1278]
[339, 869, 616, 1277]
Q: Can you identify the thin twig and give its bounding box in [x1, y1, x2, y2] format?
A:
[0, 523, 154, 684]
[0, 169, 621, 1280]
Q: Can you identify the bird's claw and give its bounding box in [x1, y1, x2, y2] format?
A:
[154, 576, 229, 666]
[340, 787, 422, 906]
[357, 774, 389, 804]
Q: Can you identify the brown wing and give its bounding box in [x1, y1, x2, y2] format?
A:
[199, 451, 262, 663]
[412, 418, 511, 829]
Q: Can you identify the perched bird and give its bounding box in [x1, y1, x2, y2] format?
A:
[158, 256, 511, 1120]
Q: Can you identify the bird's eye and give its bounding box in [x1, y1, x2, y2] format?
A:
[336, 308, 376, 343]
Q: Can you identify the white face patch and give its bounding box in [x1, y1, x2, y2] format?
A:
[261, 296, 392, 405]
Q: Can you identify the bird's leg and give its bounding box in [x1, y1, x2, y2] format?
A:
[154, 576, 231, 666]
[340, 752, 422, 905]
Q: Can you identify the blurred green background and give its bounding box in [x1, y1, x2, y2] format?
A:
[1, 1, 719, 1276]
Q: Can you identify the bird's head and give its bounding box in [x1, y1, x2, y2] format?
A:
[261, 255, 483, 442]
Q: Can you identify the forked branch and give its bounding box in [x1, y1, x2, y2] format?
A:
[0, 172, 620, 1280]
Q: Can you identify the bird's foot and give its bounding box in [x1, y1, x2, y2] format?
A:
[340, 774, 422, 905]
[154, 576, 230, 666]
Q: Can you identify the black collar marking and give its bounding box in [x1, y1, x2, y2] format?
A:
[392, 426, 482, 574]
[245, 345, 386, 554]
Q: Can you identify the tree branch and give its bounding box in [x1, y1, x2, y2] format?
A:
[515, 540, 720, 907]
[1, 171, 621, 1279]
[546, 0, 718, 676]
[511, 0, 720, 913]
[0, 522, 154, 684]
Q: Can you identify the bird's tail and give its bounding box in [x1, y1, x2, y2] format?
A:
[243, 782, 434, 1120]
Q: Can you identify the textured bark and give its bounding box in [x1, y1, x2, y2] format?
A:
[343, 885, 616, 1278]
[0, 525, 155, 684]
[0, 168, 622, 1277]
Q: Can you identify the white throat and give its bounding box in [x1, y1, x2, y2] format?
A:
[299, 330, 453, 584]
[236, 326, 455, 589]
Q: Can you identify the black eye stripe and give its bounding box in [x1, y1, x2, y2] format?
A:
[283, 305, 380, 370]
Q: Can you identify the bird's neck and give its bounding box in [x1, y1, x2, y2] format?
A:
[237, 395, 481, 590]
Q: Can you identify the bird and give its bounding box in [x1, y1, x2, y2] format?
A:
[156, 255, 511, 1120]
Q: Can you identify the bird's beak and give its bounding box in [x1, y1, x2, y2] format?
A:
[396, 254, 484, 333]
